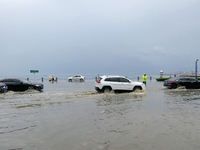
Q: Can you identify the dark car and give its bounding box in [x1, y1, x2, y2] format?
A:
[0, 78, 44, 92]
[163, 77, 200, 89]
[0, 83, 8, 93]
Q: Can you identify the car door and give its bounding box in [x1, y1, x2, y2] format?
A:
[177, 78, 187, 86]
[73, 75, 80, 81]
[119, 77, 132, 90]
[108, 78, 120, 90]
[188, 78, 199, 88]
[13, 79, 24, 91]
[182, 78, 192, 87]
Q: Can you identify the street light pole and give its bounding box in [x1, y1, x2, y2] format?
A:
[195, 59, 199, 79]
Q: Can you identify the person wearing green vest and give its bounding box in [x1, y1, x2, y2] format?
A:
[142, 73, 147, 86]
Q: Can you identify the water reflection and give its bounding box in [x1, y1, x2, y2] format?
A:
[164, 88, 200, 113]
[164, 88, 200, 102]
[92, 92, 146, 139]
[96, 92, 146, 106]
[2, 80, 200, 150]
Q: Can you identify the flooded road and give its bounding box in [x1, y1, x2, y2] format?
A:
[1, 79, 200, 150]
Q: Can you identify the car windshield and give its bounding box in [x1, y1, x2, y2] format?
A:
[20, 79, 31, 83]
[168, 77, 178, 81]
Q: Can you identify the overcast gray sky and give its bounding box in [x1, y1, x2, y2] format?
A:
[1, 0, 200, 76]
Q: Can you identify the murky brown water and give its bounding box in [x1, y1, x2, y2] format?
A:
[1, 80, 200, 150]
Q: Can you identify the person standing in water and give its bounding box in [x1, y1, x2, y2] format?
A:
[142, 73, 147, 86]
[49, 75, 54, 81]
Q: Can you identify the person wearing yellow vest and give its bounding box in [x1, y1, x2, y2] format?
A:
[142, 73, 147, 86]
[51, 75, 54, 81]
[49, 75, 54, 81]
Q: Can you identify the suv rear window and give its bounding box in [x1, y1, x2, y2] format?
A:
[96, 77, 102, 82]
[105, 78, 119, 82]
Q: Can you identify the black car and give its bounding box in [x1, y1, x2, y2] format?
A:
[163, 77, 200, 89]
[0, 78, 44, 92]
[0, 83, 8, 93]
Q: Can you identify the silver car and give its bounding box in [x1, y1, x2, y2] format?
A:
[68, 75, 85, 82]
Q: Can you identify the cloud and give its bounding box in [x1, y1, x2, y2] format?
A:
[0, 0, 200, 75]
[151, 46, 164, 52]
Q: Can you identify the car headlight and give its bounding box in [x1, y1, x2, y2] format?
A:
[2, 86, 7, 89]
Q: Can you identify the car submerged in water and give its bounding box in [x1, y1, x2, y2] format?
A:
[95, 75, 146, 93]
[163, 77, 200, 89]
[0, 83, 8, 93]
[0, 78, 44, 92]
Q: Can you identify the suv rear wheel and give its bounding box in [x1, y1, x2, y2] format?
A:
[103, 87, 111, 93]
[176, 84, 181, 88]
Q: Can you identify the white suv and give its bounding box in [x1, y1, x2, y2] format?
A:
[95, 75, 146, 93]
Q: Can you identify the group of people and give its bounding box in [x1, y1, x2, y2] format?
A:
[49, 75, 55, 81]
[48, 74, 148, 85]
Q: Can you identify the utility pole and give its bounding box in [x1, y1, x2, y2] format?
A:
[195, 59, 199, 79]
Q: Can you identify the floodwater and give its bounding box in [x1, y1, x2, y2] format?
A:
[1, 79, 200, 150]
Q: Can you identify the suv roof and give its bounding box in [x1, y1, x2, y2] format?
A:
[100, 75, 127, 78]
[168, 77, 197, 81]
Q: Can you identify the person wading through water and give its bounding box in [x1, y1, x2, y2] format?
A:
[142, 73, 147, 86]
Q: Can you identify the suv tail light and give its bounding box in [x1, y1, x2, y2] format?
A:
[168, 81, 174, 83]
[96, 81, 101, 83]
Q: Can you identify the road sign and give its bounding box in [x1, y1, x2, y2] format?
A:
[30, 70, 39, 82]
[30, 70, 39, 73]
